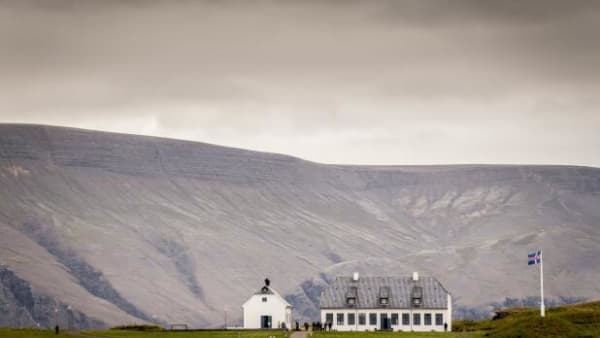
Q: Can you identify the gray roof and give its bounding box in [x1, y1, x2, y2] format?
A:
[320, 276, 449, 309]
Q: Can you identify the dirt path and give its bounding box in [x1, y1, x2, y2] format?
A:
[290, 331, 308, 338]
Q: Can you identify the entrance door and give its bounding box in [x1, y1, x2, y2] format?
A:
[260, 315, 272, 329]
[380, 314, 391, 330]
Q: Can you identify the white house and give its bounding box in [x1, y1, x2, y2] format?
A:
[242, 279, 293, 329]
[320, 272, 452, 332]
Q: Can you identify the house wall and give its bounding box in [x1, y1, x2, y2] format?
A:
[447, 293, 452, 331]
[320, 306, 451, 332]
[243, 294, 292, 329]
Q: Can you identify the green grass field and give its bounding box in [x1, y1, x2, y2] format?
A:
[0, 329, 69, 338]
[0, 329, 292, 338]
[83, 330, 291, 338]
[313, 333, 480, 338]
[1, 301, 599, 338]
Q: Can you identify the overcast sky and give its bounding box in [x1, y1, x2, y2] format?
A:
[1, 1, 599, 166]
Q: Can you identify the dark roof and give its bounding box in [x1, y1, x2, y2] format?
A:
[254, 286, 274, 295]
[320, 276, 449, 309]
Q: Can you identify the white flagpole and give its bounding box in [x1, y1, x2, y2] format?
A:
[540, 250, 545, 317]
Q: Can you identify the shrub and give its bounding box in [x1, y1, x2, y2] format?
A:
[110, 324, 162, 331]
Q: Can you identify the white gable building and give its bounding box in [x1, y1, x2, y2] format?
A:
[242, 279, 293, 329]
[320, 272, 452, 332]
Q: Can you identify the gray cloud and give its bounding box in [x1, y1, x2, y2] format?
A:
[0, 0, 599, 166]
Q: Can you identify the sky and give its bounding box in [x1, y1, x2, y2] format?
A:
[1, 0, 599, 166]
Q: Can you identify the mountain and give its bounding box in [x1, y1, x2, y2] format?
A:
[0, 124, 599, 328]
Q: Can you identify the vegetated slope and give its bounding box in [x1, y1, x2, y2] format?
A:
[454, 301, 600, 337]
[0, 124, 599, 328]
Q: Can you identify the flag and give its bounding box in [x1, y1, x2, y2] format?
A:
[528, 250, 542, 265]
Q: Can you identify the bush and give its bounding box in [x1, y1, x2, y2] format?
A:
[110, 324, 162, 331]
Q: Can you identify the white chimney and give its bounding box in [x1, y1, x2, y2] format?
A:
[353, 272, 359, 281]
[412, 271, 419, 281]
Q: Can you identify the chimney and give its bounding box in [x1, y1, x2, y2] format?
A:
[412, 272, 419, 281]
[353, 272, 359, 281]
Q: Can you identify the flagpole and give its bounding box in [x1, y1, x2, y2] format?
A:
[540, 250, 545, 317]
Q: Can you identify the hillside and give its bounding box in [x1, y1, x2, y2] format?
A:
[0, 124, 599, 328]
[454, 301, 600, 337]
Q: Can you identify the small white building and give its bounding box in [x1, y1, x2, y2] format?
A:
[320, 272, 452, 332]
[242, 279, 293, 329]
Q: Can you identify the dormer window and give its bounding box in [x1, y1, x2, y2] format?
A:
[379, 286, 390, 306]
[346, 286, 358, 306]
[411, 285, 423, 307]
[262, 297, 267, 302]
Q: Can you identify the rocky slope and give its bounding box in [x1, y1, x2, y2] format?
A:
[0, 266, 105, 328]
[0, 124, 598, 328]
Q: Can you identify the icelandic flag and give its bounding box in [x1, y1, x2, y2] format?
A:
[528, 250, 542, 265]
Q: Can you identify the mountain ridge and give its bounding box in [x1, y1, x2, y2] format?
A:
[3, 123, 597, 170]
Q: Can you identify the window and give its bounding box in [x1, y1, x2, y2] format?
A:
[402, 313, 410, 325]
[424, 313, 432, 325]
[413, 313, 421, 325]
[261, 297, 267, 302]
[337, 313, 344, 325]
[348, 313, 355, 325]
[358, 313, 366, 325]
[369, 313, 377, 325]
[411, 286, 423, 307]
[379, 286, 390, 306]
[346, 286, 358, 306]
[391, 313, 399, 325]
[435, 313, 443, 326]
[325, 313, 333, 324]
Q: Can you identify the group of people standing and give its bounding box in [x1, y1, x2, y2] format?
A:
[294, 321, 332, 331]
[311, 321, 332, 331]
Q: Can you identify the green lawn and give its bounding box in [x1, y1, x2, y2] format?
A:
[0, 328, 71, 337]
[0, 329, 293, 338]
[83, 330, 291, 338]
[0, 329, 479, 338]
[312, 332, 482, 338]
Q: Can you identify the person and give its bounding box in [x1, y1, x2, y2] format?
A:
[55, 325, 59, 335]
[304, 322, 309, 331]
[295, 321, 299, 331]
[328, 321, 332, 331]
[444, 322, 448, 332]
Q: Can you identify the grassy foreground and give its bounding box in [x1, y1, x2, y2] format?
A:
[316, 298, 600, 338]
[1, 301, 598, 338]
[0, 329, 292, 338]
[451, 300, 600, 337]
